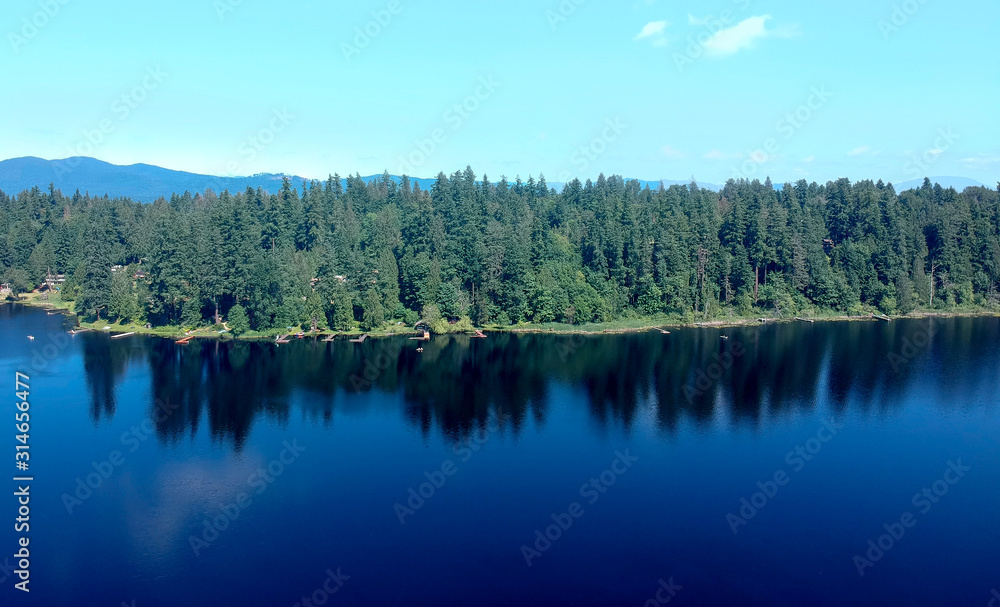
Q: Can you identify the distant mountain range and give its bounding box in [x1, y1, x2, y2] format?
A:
[0, 156, 719, 201]
[0, 157, 441, 203]
[0, 157, 988, 203]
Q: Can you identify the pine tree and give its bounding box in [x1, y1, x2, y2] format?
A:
[77, 208, 115, 319]
[361, 288, 384, 331]
[108, 268, 139, 323]
[227, 304, 249, 335]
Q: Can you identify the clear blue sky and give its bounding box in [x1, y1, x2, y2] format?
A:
[2, 0, 997, 185]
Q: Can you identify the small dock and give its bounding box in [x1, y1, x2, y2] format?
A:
[275, 334, 291, 344]
[409, 331, 431, 342]
[350, 334, 369, 344]
[175, 335, 195, 345]
[650, 327, 671, 334]
[322, 335, 336, 342]
[69, 328, 92, 335]
[872, 314, 891, 322]
[471, 330, 487, 339]
[111, 332, 136, 340]
[795, 317, 815, 323]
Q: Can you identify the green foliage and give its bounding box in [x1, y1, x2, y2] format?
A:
[108, 269, 139, 323]
[304, 291, 325, 331]
[327, 281, 355, 331]
[77, 207, 116, 319]
[637, 276, 663, 316]
[421, 303, 442, 324]
[4, 268, 33, 296]
[361, 288, 385, 331]
[402, 307, 419, 326]
[451, 316, 475, 332]
[1, 173, 999, 330]
[227, 304, 249, 335]
[180, 295, 203, 328]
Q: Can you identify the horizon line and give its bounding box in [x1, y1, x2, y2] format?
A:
[0, 155, 994, 190]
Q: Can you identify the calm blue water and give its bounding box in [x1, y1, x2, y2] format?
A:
[2, 305, 1000, 606]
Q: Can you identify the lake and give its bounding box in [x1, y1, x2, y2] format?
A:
[3, 304, 1000, 606]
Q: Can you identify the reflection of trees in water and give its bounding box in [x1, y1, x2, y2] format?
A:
[399, 333, 550, 441]
[82, 335, 147, 423]
[148, 340, 299, 449]
[78, 318, 1000, 444]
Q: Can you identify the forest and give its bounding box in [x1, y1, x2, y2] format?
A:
[1, 170, 999, 333]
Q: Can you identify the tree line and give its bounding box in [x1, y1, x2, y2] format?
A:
[1, 170, 999, 331]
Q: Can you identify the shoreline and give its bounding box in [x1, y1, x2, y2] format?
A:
[503, 310, 1000, 335]
[7, 295, 1000, 340]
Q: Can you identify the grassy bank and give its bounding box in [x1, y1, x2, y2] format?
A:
[9, 293, 422, 341]
[505, 308, 1000, 334]
[8, 291, 1000, 340]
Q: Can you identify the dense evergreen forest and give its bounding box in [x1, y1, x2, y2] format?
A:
[2, 170, 999, 332]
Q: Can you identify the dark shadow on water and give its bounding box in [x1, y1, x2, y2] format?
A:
[69, 314, 1000, 447]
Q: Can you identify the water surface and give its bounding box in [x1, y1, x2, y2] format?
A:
[2, 305, 999, 606]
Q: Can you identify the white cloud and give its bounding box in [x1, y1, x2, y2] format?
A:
[703, 149, 741, 160]
[635, 20, 669, 39]
[847, 146, 882, 157]
[635, 20, 670, 45]
[802, 155, 816, 163]
[703, 15, 797, 56]
[959, 153, 1000, 168]
[662, 145, 685, 159]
